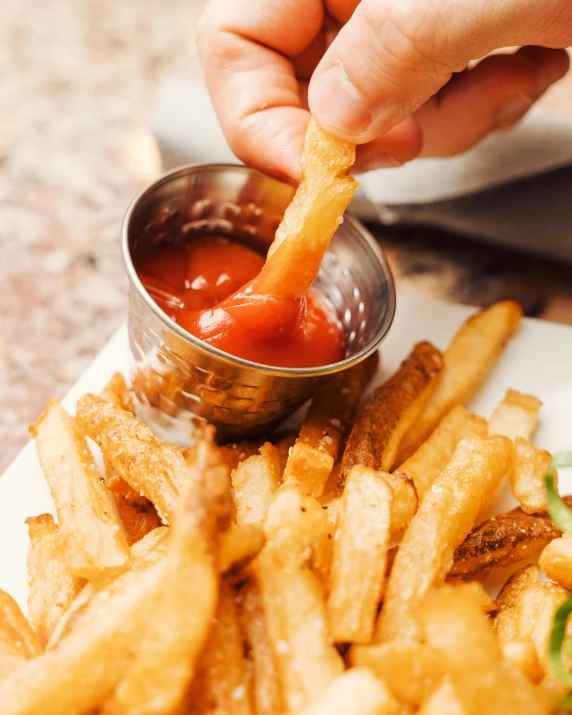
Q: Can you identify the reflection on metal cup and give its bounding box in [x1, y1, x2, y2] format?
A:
[121, 163, 395, 445]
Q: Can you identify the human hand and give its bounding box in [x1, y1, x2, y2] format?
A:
[197, 0, 570, 183]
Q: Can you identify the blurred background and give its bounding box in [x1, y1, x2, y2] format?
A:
[1, 0, 572, 470]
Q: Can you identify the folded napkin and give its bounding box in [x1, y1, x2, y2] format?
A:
[150, 77, 572, 261]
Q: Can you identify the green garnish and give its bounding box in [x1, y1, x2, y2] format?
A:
[545, 451, 572, 706]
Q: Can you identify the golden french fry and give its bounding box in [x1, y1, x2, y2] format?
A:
[450, 501, 568, 581]
[256, 119, 357, 299]
[30, 400, 131, 580]
[327, 466, 392, 644]
[341, 342, 443, 481]
[470, 581, 497, 614]
[417, 679, 467, 715]
[187, 581, 253, 715]
[495, 565, 540, 643]
[511, 439, 553, 514]
[0, 654, 25, 683]
[418, 584, 547, 715]
[284, 353, 378, 497]
[0, 556, 165, 715]
[76, 394, 188, 523]
[274, 432, 297, 477]
[26, 514, 83, 646]
[398, 405, 488, 500]
[232, 444, 281, 527]
[501, 638, 543, 683]
[311, 495, 342, 590]
[539, 532, 572, 589]
[103, 435, 231, 715]
[376, 435, 511, 642]
[0, 590, 42, 659]
[395, 301, 523, 464]
[100, 372, 135, 414]
[235, 581, 284, 715]
[350, 642, 446, 706]
[488, 389, 541, 441]
[112, 489, 162, 546]
[218, 524, 265, 576]
[381, 471, 418, 541]
[298, 667, 399, 715]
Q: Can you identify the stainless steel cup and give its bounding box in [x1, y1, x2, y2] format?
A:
[121, 163, 395, 445]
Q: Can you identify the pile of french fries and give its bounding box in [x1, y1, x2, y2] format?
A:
[2, 296, 572, 715]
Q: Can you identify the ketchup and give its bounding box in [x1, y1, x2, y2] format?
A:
[136, 236, 345, 368]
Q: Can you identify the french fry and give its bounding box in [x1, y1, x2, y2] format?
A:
[30, 400, 131, 580]
[218, 524, 265, 576]
[376, 435, 511, 642]
[187, 581, 253, 715]
[395, 301, 523, 464]
[274, 432, 297, 477]
[341, 342, 443, 481]
[381, 471, 418, 541]
[112, 489, 162, 546]
[450, 502, 570, 581]
[312, 495, 342, 590]
[350, 642, 446, 706]
[418, 584, 547, 715]
[471, 581, 497, 614]
[284, 353, 378, 497]
[0, 654, 25, 683]
[417, 679, 467, 715]
[0, 590, 43, 659]
[511, 439, 553, 514]
[26, 514, 84, 646]
[488, 389, 541, 441]
[76, 394, 188, 523]
[220, 440, 265, 472]
[255, 119, 357, 299]
[232, 444, 281, 527]
[495, 565, 540, 643]
[103, 434, 231, 715]
[101, 372, 135, 414]
[235, 581, 284, 715]
[297, 667, 399, 715]
[0, 556, 166, 715]
[501, 638, 543, 683]
[397, 405, 488, 500]
[539, 532, 572, 589]
[327, 466, 392, 644]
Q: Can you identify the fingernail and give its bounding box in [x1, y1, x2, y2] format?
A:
[496, 95, 534, 129]
[310, 61, 373, 138]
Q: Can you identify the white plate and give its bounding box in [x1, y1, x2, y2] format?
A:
[2, 292, 572, 611]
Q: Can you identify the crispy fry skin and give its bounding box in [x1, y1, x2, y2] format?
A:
[30, 400, 131, 580]
[418, 584, 547, 715]
[217, 524, 265, 576]
[76, 394, 188, 523]
[395, 301, 523, 465]
[26, 514, 84, 646]
[327, 467, 393, 644]
[539, 532, 572, 589]
[488, 389, 541, 441]
[376, 435, 511, 642]
[232, 444, 281, 527]
[340, 342, 443, 482]
[284, 352, 379, 497]
[103, 433, 231, 715]
[417, 679, 466, 715]
[0, 590, 43, 659]
[100, 372, 135, 414]
[256, 119, 357, 299]
[219, 440, 265, 472]
[510, 439, 553, 514]
[449, 500, 571, 580]
[397, 406, 488, 500]
[235, 581, 284, 715]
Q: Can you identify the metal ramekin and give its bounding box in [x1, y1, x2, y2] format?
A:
[121, 163, 395, 444]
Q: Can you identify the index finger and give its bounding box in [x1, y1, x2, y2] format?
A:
[197, 0, 324, 182]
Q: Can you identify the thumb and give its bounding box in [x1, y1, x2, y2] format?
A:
[308, 0, 571, 142]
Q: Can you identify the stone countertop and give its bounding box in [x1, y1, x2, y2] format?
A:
[1, 0, 572, 472]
